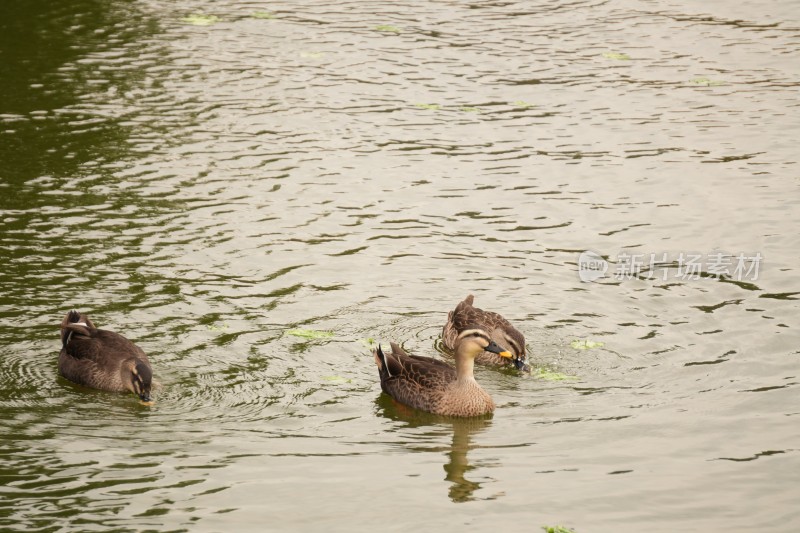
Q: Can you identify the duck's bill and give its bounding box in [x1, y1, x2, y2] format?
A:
[139, 394, 154, 406]
[497, 350, 514, 359]
[513, 358, 530, 372]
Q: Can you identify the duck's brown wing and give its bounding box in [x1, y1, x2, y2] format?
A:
[63, 326, 146, 361]
[59, 326, 148, 391]
[374, 343, 456, 413]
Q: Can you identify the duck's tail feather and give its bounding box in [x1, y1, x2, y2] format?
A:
[61, 310, 93, 348]
[373, 344, 392, 378]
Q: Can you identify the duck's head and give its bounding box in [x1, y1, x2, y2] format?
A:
[494, 329, 528, 371]
[455, 328, 513, 361]
[123, 359, 153, 404]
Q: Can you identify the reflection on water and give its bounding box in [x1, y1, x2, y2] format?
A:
[443, 418, 494, 503]
[1, 0, 799, 531]
[376, 394, 494, 503]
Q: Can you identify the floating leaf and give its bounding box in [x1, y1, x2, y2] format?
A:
[323, 375, 352, 383]
[534, 368, 579, 381]
[375, 24, 401, 33]
[285, 328, 334, 339]
[252, 11, 274, 19]
[689, 77, 725, 86]
[181, 14, 220, 26]
[459, 106, 480, 113]
[571, 339, 604, 350]
[415, 103, 440, 110]
[542, 526, 576, 533]
[602, 52, 631, 61]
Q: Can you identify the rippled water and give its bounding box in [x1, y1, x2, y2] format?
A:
[1, 1, 799, 531]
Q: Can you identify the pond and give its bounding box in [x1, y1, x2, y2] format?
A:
[1, 1, 798, 531]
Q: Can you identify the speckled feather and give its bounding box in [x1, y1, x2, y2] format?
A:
[442, 294, 526, 367]
[59, 311, 151, 393]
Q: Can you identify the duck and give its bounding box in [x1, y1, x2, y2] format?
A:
[442, 294, 528, 371]
[59, 310, 153, 403]
[372, 328, 512, 417]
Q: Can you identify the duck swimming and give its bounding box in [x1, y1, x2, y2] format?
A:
[372, 328, 512, 417]
[442, 294, 528, 371]
[59, 310, 153, 403]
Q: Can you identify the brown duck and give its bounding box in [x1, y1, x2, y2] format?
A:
[372, 329, 512, 417]
[59, 310, 153, 403]
[442, 294, 527, 371]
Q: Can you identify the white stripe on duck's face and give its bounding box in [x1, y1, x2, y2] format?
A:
[500, 332, 521, 355]
[456, 329, 492, 346]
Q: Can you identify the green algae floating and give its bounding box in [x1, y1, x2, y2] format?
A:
[542, 526, 576, 533]
[533, 368, 579, 381]
[513, 100, 535, 108]
[689, 77, 726, 86]
[285, 329, 334, 339]
[570, 339, 604, 350]
[602, 51, 631, 60]
[459, 106, 481, 113]
[252, 11, 274, 19]
[181, 14, 220, 26]
[375, 24, 401, 33]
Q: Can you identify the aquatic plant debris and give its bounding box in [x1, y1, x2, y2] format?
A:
[513, 101, 535, 108]
[689, 77, 726, 86]
[459, 106, 480, 113]
[571, 339, 605, 350]
[602, 51, 631, 60]
[415, 103, 440, 110]
[375, 24, 401, 33]
[360, 338, 376, 347]
[181, 14, 220, 26]
[533, 368, 579, 381]
[252, 11, 274, 19]
[285, 329, 334, 339]
[542, 526, 576, 533]
[206, 323, 230, 332]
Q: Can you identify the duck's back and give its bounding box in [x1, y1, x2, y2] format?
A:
[59, 328, 148, 392]
[376, 344, 457, 413]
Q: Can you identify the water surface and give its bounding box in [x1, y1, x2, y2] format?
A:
[1, 1, 799, 531]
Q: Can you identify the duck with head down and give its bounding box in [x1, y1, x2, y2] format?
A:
[442, 294, 528, 372]
[373, 328, 512, 417]
[59, 310, 154, 404]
